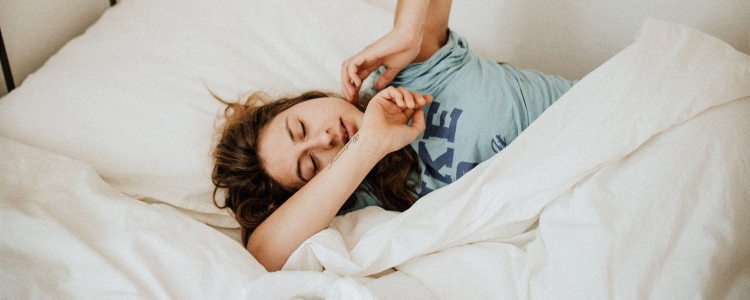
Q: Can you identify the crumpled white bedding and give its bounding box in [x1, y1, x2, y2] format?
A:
[282, 19, 750, 298]
[1, 19, 749, 300]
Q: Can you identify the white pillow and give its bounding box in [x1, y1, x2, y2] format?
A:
[0, 0, 392, 227]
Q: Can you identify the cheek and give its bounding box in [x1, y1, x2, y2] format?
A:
[318, 146, 343, 169]
[347, 108, 365, 126]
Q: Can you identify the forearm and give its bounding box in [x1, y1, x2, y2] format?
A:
[422, 0, 452, 55]
[247, 133, 384, 271]
[394, 0, 452, 62]
[393, 0, 430, 38]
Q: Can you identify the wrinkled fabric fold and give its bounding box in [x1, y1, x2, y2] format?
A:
[284, 19, 750, 298]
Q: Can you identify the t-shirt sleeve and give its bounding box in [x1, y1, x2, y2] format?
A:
[337, 184, 383, 215]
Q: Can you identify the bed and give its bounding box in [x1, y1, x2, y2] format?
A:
[1, 0, 749, 299]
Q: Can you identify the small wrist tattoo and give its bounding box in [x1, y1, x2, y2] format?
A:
[329, 133, 359, 169]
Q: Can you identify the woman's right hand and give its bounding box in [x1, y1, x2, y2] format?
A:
[341, 0, 452, 103]
[358, 87, 432, 156]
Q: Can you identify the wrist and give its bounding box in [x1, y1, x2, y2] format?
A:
[391, 26, 423, 50]
[351, 131, 391, 159]
[393, 0, 429, 40]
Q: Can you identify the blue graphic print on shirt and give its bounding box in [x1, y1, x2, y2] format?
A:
[415, 100, 485, 196]
[342, 29, 575, 213]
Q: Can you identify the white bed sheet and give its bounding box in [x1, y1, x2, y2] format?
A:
[2, 17, 749, 299]
[280, 19, 750, 299]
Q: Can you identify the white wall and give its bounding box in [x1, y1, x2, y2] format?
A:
[0, 0, 110, 97]
[369, 0, 750, 80]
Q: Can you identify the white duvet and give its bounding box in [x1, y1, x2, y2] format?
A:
[1, 19, 749, 300]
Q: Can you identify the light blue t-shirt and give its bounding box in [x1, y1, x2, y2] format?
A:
[341, 30, 574, 213]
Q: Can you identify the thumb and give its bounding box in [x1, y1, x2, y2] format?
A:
[409, 109, 427, 135]
[375, 68, 401, 90]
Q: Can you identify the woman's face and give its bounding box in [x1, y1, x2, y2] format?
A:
[258, 97, 364, 189]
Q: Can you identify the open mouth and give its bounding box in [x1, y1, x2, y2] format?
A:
[340, 118, 350, 144]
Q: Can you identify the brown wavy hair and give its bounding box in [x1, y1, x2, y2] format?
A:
[211, 91, 421, 245]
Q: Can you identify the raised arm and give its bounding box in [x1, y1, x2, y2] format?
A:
[341, 0, 453, 102]
[247, 88, 431, 271]
[414, 0, 452, 62]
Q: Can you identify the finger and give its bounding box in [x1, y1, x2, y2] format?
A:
[398, 87, 415, 108]
[409, 109, 427, 134]
[358, 61, 380, 80]
[408, 90, 425, 108]
[418, 94, 433, 108]
[341, 60, 356, 102]
[409, 91, 422, 108]
[341, 83, 354, 103]
[375, 68, 401, 90]
[356, 69, 371, 83]
[389, 87, 405, 108]
[342, 82, 355, 103]
[417, 94, 427, 107]
[402, 107, 416, 119]
[379, 86, 404, 108]
[347, 58, 366, 89]
[348, 75, 366, 102]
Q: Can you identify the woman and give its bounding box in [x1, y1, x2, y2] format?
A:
[212, 0, 575, 271]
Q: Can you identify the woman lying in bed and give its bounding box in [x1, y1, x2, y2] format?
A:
[212, 0, 575, 271]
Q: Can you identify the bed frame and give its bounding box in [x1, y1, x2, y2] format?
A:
[0, 30, 12, 92]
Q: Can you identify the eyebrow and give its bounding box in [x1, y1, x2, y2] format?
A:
[286, 117, 307, 184]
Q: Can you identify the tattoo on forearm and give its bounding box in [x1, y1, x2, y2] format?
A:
[329, 133, 360, 169]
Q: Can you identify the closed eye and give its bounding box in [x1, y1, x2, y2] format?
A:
[300, 120, 306, 138]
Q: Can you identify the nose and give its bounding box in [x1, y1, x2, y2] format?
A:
[299, 127, 336, 153]
[312, 128, 334, 149]
[298, 127, 339, 167]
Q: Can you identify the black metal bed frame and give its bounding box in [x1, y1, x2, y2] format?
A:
[0, 0, 117, 93]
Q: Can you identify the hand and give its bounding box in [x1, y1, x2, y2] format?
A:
[341, 28, 423, 103]
[358, 87, 432, 155]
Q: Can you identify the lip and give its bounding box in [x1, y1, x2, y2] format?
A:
[340, 118, 352, 144]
